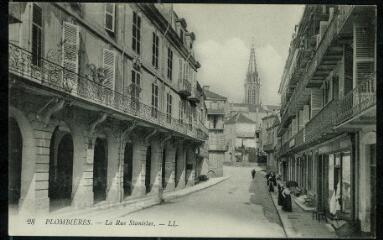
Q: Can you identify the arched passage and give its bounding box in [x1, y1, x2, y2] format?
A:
[93, 138, 108, 203]
[123, 142, 133, 197]
[49, 127, 74, 210]
[9, 118, 22, 206]
[145, 146, 152, 194]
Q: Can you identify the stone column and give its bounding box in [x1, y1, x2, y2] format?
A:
[131, 140, 147, 197]
[164, 141, 176, 192]
[71, 121, 95, 209]
[19, 120, 53, 215]
[175, 140, 186, 190]
[185, 144, 196, 187]
[148, 138, 162, 196]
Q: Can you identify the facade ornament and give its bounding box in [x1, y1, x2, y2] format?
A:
[36, 97, 66, 126]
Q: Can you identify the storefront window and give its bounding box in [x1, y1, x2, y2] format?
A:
[327, 151, 351, 220]
[341, 153, 351, 218]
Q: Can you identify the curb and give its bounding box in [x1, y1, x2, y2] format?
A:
[268, 191, 288, 238]
[163, 176, 230, 201]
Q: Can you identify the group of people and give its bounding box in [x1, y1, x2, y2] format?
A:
[266, 171, 293, 212]
[250, 169, 293, 212]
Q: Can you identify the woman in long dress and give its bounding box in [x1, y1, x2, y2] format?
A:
[277, 181, 284, 206]
[282, 186, 292, 212]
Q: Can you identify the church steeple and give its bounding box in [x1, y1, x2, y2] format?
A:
[244, 41, 261, 105]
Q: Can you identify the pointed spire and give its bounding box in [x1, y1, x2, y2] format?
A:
[246, 41, 260, 84]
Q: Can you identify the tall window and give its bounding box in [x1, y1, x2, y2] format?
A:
[213, 116, 218, 129]
[167, 48, 173, 81]
[166, 93, 172, 123]
[132, 11, 141, 54]
[131, 70, 141, 110]
[152, 32, 159, 69]
[105, 3, 115, 33]
[179, 100, 184, 124]
[322, 81, 330, 105]
[151, 84, 159, 118]
[32, 4, 43, 66]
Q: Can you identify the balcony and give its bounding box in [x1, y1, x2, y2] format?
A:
[178, 78, 191, 98]
[295, 128, 305, 147]
[336, 76, 376, 128]
[9, 43, 206, 142]
[281, 6, 355, 127]
[305, 99, 339, 145]
[187, 89, 200, 104]
[263, 143, 274, 152]
[207, 108, 225, 115]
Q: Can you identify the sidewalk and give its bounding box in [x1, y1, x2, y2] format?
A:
[269, 190, 338, 238]
[53, 176, 230, 218]
[163, 176, 230, 201]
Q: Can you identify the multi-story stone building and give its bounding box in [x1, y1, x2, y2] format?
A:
[225, 113, 258, 163]
[8, 2, 209, 215]
[261, 114, 280, 172]
[277, 5, 376, 236]
[203, 86, 227, 177]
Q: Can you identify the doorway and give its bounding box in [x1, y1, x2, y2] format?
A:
[9, 118, 22, 206]
[370, 144, 376, 236]
[123, 142, 133, 197]
[93, 138, 108, 203]
[49, 128, 74, 210]
[145, 146, 152, 194]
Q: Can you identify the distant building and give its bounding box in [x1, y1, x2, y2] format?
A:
[225, 113, 258, 163]
[203, 86, 227, 177]
[225, 44, 280, 165]
[261, 114, 280, 173]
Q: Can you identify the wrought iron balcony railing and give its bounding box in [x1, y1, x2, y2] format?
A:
[207, 107, 225, 115]
[295, 128, 305, 147]
[305, 99, 338, 144]
[336, 76, 376, 126]
[263, 143, 274, 152]
[9, 43, 207, 141]
[178, 78, 192, 98]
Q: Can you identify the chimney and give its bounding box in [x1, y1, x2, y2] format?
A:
[203, 85, 210, 91]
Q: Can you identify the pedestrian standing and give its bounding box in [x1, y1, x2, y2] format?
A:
[251, 169, 256, 179]
[265, 172, 270, 185]
[282, 185, 292, 212]
[277, 180, 284, 206]
[268, 172, 275, 192]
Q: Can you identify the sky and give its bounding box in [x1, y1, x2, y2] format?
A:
[173, 4, 304, 105]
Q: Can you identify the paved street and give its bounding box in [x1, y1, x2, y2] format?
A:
[103, 166, 286, 238]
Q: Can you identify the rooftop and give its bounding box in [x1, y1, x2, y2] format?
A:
[225, 113, 256, 124]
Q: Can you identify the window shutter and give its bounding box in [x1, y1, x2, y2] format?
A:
[105, 3, 115, 32]
[103, 49, 115, 90]
[310, 89, 322, 118]
[354, 23, 374, 87]
[62, 21, 80, 91]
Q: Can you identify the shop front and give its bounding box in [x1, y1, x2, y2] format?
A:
[315, 134, 356, 224]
